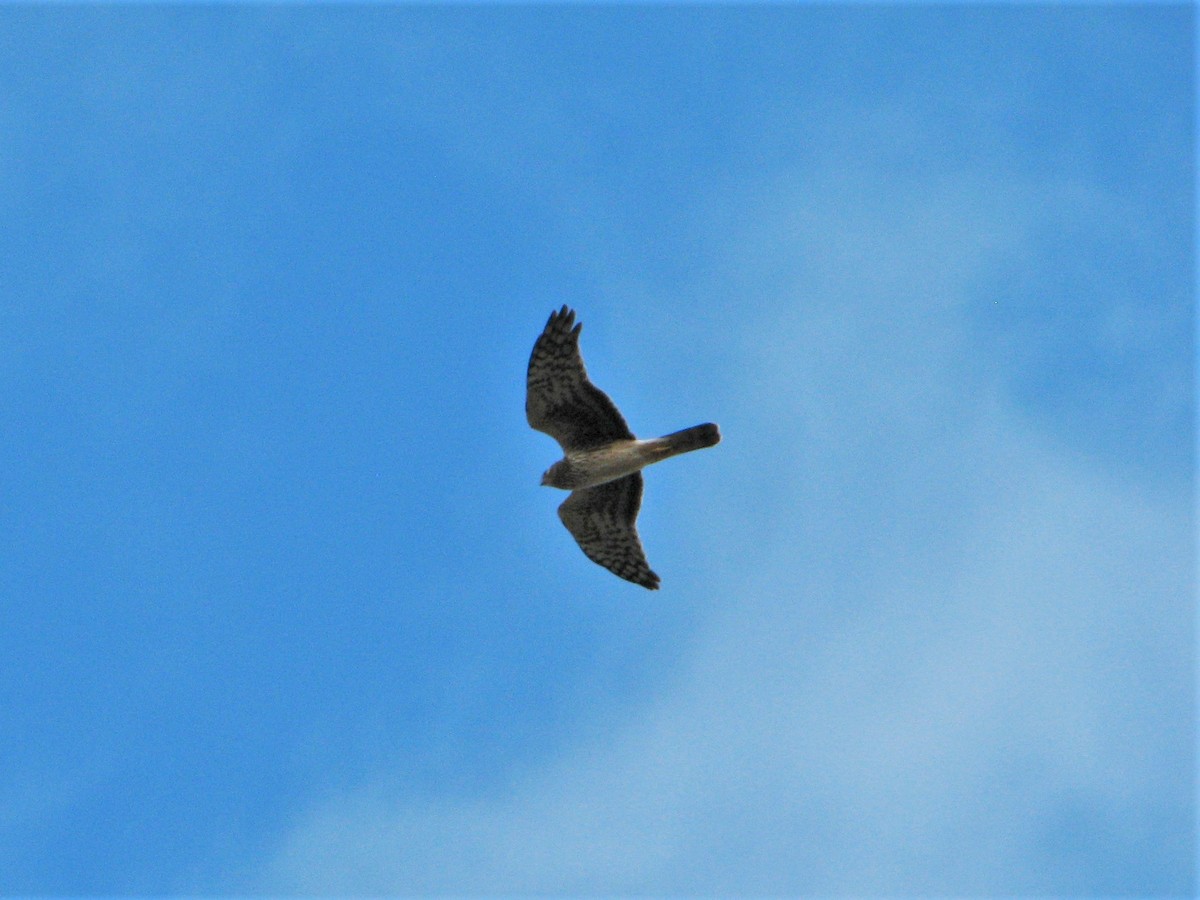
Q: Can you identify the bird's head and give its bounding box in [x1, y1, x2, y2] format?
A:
[541, 459, 571, 489]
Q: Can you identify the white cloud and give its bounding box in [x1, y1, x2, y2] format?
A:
[251, 119, 1192, 896]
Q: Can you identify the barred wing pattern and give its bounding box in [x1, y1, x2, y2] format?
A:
[526, 306, 635, 451]
[557, 474, 660, 590]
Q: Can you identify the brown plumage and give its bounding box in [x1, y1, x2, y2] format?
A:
[526, 306, 721, 589]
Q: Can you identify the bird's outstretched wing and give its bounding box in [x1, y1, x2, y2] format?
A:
[526, 306, 635, 452]
[557, 474, 660, 590]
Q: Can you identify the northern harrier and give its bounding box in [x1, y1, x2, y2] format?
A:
[526, 306, 720, 589]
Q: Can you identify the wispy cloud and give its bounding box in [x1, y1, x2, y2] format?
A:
[251, 112, 1193, 895]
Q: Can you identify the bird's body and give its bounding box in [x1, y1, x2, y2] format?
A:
[541, 427, 721, 491]
[525, 306, 720, 588]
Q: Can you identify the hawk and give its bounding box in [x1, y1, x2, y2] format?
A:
[526, 305, 720, 589]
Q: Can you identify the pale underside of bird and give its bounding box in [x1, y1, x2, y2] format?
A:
[526, 305, 720, 589]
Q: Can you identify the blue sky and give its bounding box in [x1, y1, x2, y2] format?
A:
[0, 3, 1193, 895]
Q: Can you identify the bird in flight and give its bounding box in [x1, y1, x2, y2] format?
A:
[526, 306, 720, 589]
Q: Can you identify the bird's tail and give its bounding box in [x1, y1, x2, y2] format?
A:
[647, 423, 721, 459]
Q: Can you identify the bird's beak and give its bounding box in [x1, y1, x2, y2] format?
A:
[540, 472, 549, 486]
